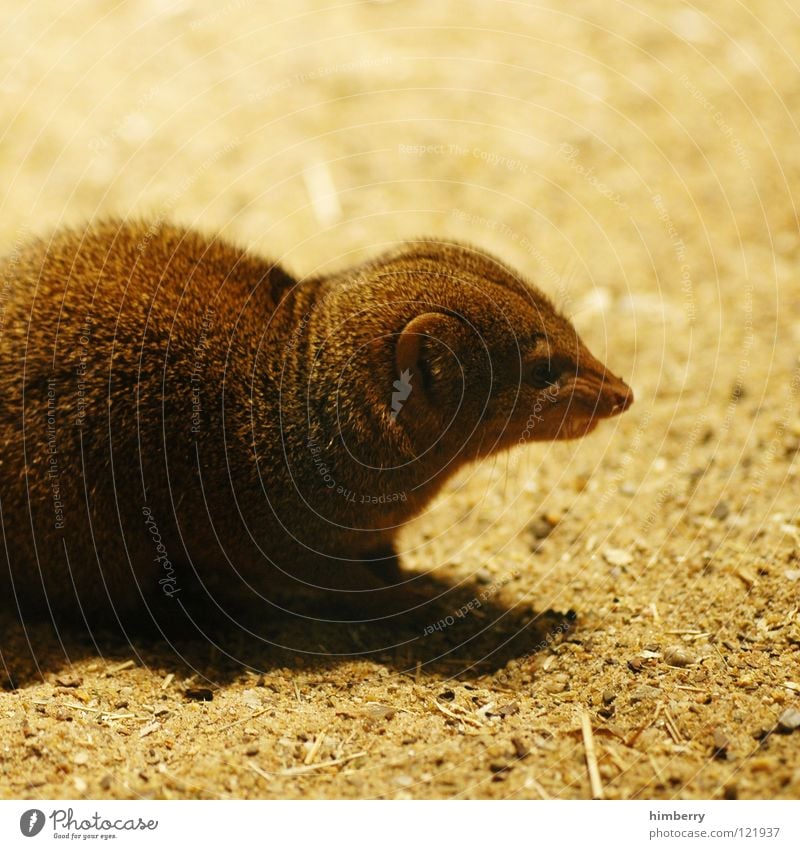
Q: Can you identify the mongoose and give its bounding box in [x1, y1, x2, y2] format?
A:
[0, 220, 632, 630]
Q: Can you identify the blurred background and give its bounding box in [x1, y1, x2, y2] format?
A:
[2, 0, 798, 425]
[2, 0, 799, 800]
[3, 0, 797, 557]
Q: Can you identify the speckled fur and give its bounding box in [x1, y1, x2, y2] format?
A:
[0, 220, 631, 631]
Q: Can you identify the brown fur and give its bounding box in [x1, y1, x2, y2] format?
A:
[0, 220, 632, 630]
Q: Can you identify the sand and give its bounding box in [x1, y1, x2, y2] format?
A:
[0, 0, 799, 800]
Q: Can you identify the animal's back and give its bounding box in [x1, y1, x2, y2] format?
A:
[0, 221, 293, 627]
[0, 221, 634, 631]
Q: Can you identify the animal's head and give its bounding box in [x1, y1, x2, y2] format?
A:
[363, 241, 633, 459]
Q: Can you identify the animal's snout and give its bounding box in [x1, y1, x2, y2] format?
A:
[608, 379, 634, 416]
[589, 370, 634, 419]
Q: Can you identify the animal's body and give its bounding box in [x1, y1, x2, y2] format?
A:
[0, 221, 632, 630]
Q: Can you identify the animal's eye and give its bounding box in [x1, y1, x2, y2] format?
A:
[526, 360, 558, 389]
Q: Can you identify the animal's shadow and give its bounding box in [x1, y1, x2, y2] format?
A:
[1, 572, 576, 690]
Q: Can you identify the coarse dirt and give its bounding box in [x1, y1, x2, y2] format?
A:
[1, 0, 799, 800]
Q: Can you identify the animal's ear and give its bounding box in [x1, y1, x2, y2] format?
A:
[395, 312, 463, 393]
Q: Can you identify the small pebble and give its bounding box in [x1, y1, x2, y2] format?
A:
[664, 646, 695, 667]
[602, 690, 616, 705]
[242, 689, 262, 710]
[630, 685, 661, 703]
[573, 475, 590, 492]
[364, 704, 396, 721]
[511, 737, 529, 759]
[776, 708, 800, 733]
[55, 675, 83, 688]
[712, 728, 730, 759]
[543, 674, 569, 694]
[528, 517, 554, 540]
[628, 657, 644, 673]
[604, 547, 633, 567]
[711, 501, 730, 521]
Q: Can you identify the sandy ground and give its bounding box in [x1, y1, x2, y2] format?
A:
[1, 0, 799, 800]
